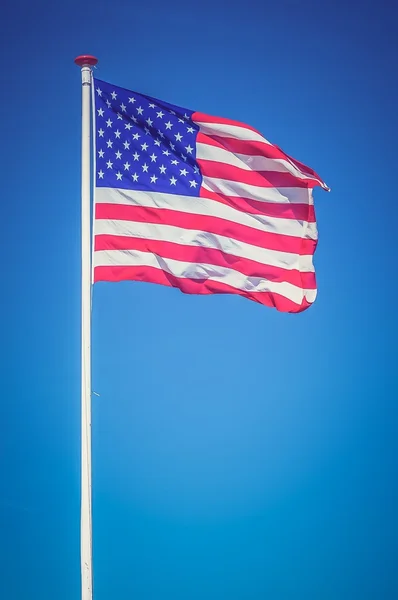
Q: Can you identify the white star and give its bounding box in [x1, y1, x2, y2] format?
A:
[116, 171, 123, 180]
[98, 169, 104, 178]
[185, 145, 193, 154]
[165, 121, 173, 130]
[189, 179, 198, 188]
[170, 110, 176, 115]
[132, 172, 139, 182]
[180, 168, 188, 176]
[106, 160, 113, 169]
[111, 91, 117, 100]
[115, 150, 122, 159]
[136, 106, 144, 115]
[178, 118, 185, 124]
[187, 126, 195, 134]
[150, 175, 158, 183]
[144, 127, 150, 135]
[150, 153, 157, 162]
[162, 149, 170, 156]
[181, 154, 187, 162]
[174, 132, 183, 142]
[154, 139, 161, 147]
[106, 139, 113, 148]
[194, 165, 200, 174]
[141, 142, 149, 151]
[159, 165, 167, 174]
[142, 163, 149, 172]
[156, 111, 164, 118]
[124, 161, 130, 171]
[123, 140, 130, 150]
[132, 133, 140, 140]
[97, 108, 104, 117]
[117, 113, 123, 120]
[125, 123, 132, 130]
[170, 176, 177, 186]
[146, 117, 153, 127]
[106, 118, 112, 128]
[114, 130, 121, 138]
[132, 115, 138, 123]
[98, 128, 104, 137]
[157, 130, 165, 139]
[120, 103, 127, 112]
[128, 96, 136, 104]
[184, 113, 190, 120]
[171, 159, 178, 165]
[170, 142, 176, 150]
[98, 149, 105, 158]
[96, 87, 102, 96]
[149, 103, 156, 109]
[106, 99, 111, 108]
[132, 152, 140, 161]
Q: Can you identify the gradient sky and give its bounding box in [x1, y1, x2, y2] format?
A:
[2, 0, 398, 598]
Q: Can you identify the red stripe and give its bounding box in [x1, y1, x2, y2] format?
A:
[197, 133, 326, 186]
[95, 203, 316, 256]
[198, 132, 297, 162]
[200, 187, 316, 223]
[198, 159, 319, 189]
[192, 111, 262, 135]
[95, 234, 317, 289]
[94, 265, 312, 313]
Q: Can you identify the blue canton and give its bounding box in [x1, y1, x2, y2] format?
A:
[94, 79, 202, 197]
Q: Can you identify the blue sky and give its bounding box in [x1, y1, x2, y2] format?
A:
[2, 0, 397, 598]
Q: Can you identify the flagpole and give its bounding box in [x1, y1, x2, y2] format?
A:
[75, 54, 98, 600]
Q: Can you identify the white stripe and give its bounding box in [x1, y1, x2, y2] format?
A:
[94, 219, 315, 273]
[195, 121, 270, 145]
[94, 248, 317, 305]
[95, 188, 317, 240]
[197, 142, 316, 182]
[202, 176, 311, 205]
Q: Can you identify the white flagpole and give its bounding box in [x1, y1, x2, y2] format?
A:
[75, 54, 98, 600]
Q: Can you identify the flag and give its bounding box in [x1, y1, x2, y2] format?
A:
[93, 78, 329, 312]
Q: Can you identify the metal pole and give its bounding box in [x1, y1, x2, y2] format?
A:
[75, 54, 98, 600]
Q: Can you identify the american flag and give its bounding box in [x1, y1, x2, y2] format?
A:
[93, 78, 329, 312]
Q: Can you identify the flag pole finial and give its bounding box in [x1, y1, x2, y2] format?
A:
[74, 54, 98, 67]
